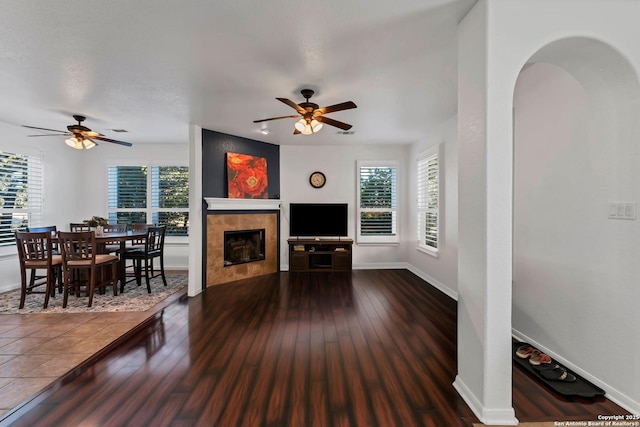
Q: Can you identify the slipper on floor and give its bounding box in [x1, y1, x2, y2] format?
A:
[529, 351, 552, 366]
[539, 367, 576, 382]
[516, 345, 536, 359]
[533, 363, 561, 371]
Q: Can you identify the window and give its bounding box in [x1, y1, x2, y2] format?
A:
[108, 165, 189, 237]
[357, 160, 398, 244]
[417, 145, 440, 255]
[0, 151, 43, 247]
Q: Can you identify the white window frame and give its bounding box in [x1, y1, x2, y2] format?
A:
[356, 160, 399, 245]
[107, 162, 189, 242]
[0, 150, 43, 256]
[416, 144, 441, 257]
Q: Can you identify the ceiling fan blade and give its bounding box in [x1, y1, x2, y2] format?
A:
[22, 125, 67, 133]
[94, 136, 133, 147]
[315, 101, 357, 115]
[293, 128, 301, 135]
[27, 133, 70, 137]
[253, 114, 300, 123]
[276, 98, 306, 115]
[315, 115, 353, 130]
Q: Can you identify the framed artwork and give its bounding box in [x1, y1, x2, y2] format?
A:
[226, 152, 269, 199]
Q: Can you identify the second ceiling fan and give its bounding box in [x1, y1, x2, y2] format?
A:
[254, 89, 356, 135]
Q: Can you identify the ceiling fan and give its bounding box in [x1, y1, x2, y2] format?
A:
[22, 115, 133, 150]
[254, 89, 357, 135]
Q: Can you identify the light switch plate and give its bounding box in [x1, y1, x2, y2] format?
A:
[608, 202, 636, 220]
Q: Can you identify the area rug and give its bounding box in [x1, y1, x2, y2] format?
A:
[0, 274, 187, 314]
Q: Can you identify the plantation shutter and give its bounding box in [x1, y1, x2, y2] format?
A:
[108, 166, 148, 224]
[357, 162, 398, 244]
[0, 151, 43, 247]
[151, 166, 189, 236]
[417, 149, 439, 251]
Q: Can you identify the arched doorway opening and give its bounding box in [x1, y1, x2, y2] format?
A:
[512, 37, 640, 409]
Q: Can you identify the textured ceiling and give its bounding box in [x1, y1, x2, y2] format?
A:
[0, 0, 476, 147]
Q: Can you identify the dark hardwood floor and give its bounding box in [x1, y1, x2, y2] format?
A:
[0, 270, 628, 426]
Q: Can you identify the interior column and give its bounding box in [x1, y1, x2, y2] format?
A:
[453, 1, 517, 424]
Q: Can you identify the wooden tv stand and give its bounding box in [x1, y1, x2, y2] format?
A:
[288, 238, 353, 272]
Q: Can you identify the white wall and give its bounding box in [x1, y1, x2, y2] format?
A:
[0, 122, 80, 293]
[514, 61, 640, 412]
[456, 0, 640, 419]
[279, 144, 410, 269]
[0, 129, 189, 293]
[406, 115, 459, 299]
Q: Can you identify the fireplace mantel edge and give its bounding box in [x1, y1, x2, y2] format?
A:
[204, 197, 281, 211]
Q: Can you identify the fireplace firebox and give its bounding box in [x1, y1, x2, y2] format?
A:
[224, 229, 266, 266]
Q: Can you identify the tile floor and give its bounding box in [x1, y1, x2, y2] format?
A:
[0, 296, 178, 419]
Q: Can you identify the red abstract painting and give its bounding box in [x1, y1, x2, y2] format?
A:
[226, 152, 269, 199]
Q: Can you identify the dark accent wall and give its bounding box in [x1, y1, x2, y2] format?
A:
[202, 129, 280, 199]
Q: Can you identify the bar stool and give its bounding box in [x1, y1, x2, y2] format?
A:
[58, 231, 119, 307]
[15, 231, 62, 309]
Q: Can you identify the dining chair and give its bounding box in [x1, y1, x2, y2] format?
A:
[25, 225, 62, 292]
[14, 231, 63, 309]
[69, 223, 91, 232]
[120, 225, 167, 293]
[57, 231, 119, 307]
[102, 223, 128, 254]
[128, 223, 156, 247]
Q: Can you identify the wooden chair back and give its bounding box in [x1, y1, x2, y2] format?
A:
[58, 231, 95, 262]
[26, 225, 58, 252]
[15, 231, 56, 266]
[131, 223, 156, 246]
[69, 223, 91, 232]
[14, 231, 60, 308]
[145, 226, 166, 254]
[103, 223, 128, 234]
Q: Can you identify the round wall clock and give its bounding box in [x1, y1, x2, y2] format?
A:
[309, 171, 326, 188]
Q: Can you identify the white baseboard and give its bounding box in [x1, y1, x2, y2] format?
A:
[0, 282, 18, 294]
[453, 376, 518, 425]
[512, 330, 640, 416]
[405, 263, 458, 300]
[352, 261, 407, 270]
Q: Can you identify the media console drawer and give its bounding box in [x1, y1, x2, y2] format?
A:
[287, 239, 353, 272]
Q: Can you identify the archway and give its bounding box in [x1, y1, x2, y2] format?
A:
[512, 37, 640, 411]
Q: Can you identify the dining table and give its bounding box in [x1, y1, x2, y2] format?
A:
[93, 230, 148, 287]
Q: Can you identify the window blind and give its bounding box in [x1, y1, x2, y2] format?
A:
[357, 163, 398, 243]
[151, 166, 189, 236]
[417, 150, 439, 251]
[0, 151, 43, 247]
[108, 165, 189, 236]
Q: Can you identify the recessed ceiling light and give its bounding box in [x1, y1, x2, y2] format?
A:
[260, 129, 270, 135]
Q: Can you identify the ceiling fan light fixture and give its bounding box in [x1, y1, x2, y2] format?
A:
[301, 124, 313, 135]
[83, 139, 96, 149]
[310, 119, 323, 133]
[294, 119, 307, 132]
[65, 136, 80, 149]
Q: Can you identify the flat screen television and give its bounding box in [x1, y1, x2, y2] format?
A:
[289, 203, 348, 237]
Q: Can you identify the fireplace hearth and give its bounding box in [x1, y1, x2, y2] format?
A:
[224, 229, 265, 266]
[206, 212, 278, 287]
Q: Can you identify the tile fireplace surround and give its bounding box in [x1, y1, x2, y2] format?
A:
[205, 198, 280, 287]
